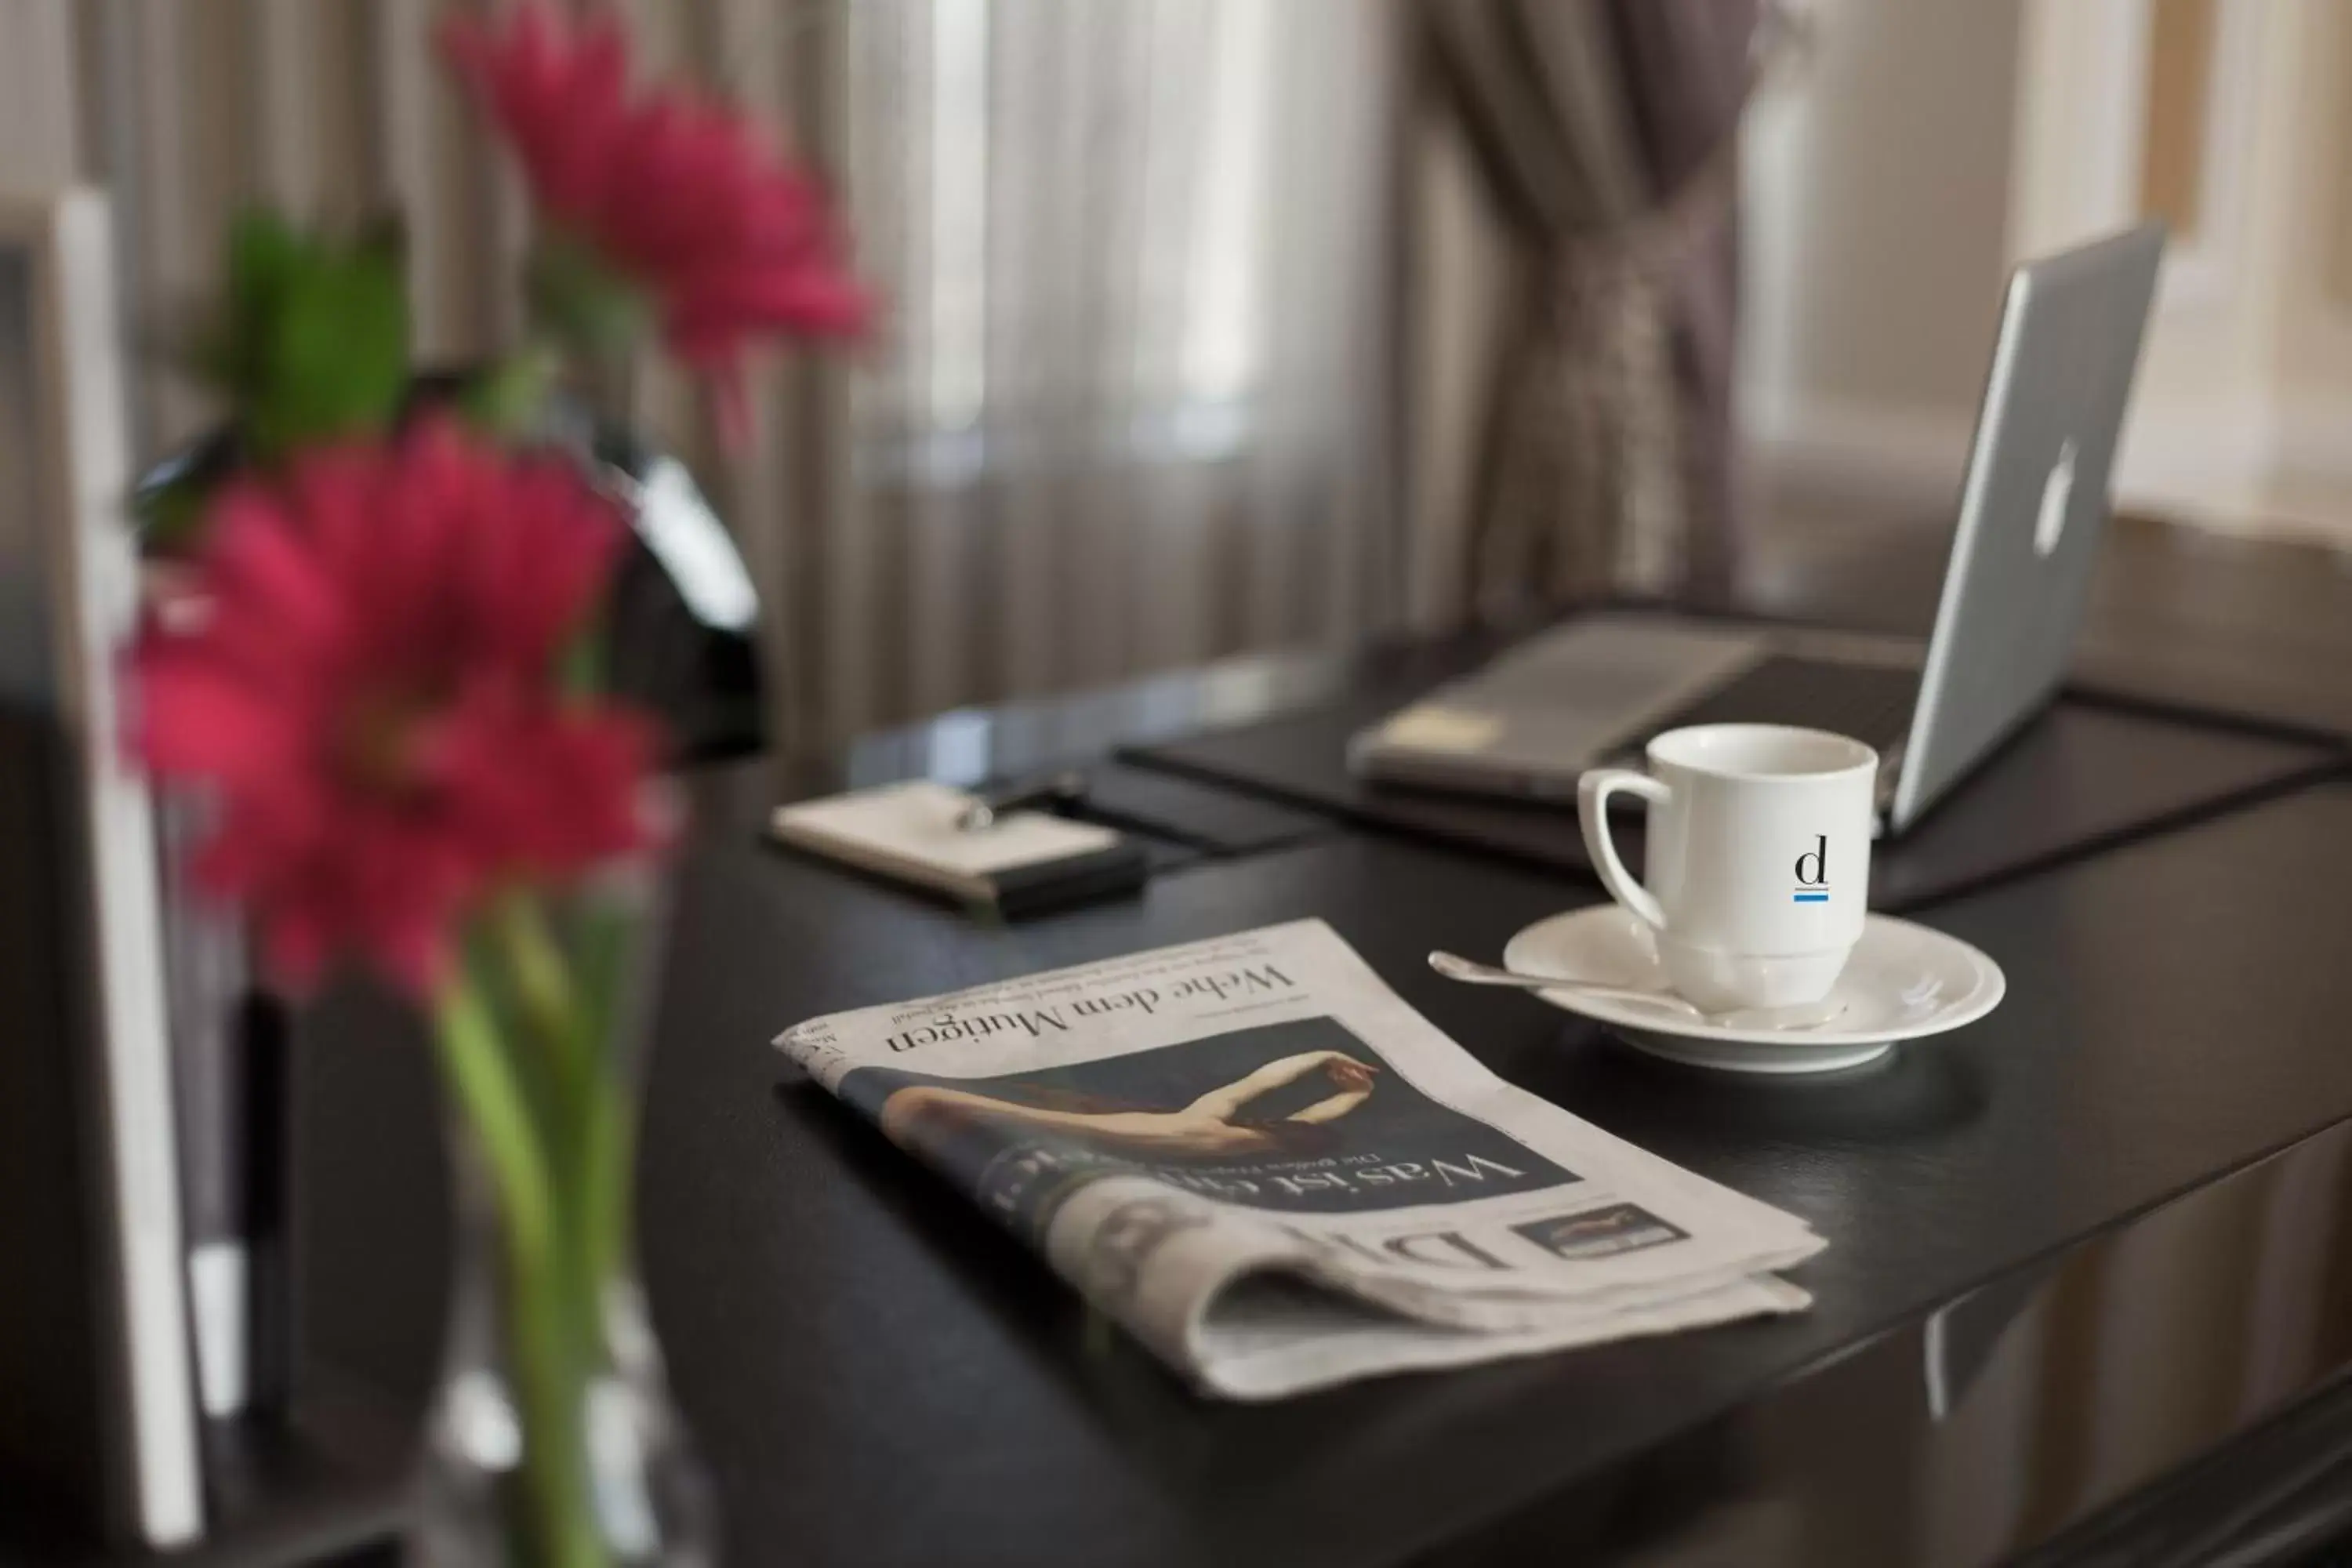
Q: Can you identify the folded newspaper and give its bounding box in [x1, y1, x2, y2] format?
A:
[775, 920, 1824, 1399]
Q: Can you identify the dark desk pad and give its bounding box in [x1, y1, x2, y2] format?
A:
[298, 785, 2352, 1567]
[1067, 758, 1333, 857]
[1121, 669, 2341, 912]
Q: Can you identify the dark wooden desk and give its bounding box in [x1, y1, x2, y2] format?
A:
[277, 773, 2352, 1568]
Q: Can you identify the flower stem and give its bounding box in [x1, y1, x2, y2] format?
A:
[492, 892, 578, 1076]
[491, 891, 616, 1316]
[436, 968, 608, 1568]
[459, 339, 564, 437]
[434, 975, 556, 1280]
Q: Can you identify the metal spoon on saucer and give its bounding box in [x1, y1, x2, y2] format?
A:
[1427, 951, 1847, 1032]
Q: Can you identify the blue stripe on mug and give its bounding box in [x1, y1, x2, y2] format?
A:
[1792, 892, 1829, 902]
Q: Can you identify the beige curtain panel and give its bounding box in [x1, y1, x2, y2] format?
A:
[1421, 0, 1763, 615]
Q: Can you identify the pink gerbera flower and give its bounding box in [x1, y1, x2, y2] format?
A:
[129, 420, 658, 996]
[441, 2, 871, 437]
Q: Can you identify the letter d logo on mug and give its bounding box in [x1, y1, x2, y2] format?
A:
[1577, 725, 1877, 1014]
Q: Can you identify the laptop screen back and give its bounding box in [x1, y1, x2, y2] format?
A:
[1889, 224, 2165, 830]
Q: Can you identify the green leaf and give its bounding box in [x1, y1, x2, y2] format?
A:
[196, 210, 413, 466]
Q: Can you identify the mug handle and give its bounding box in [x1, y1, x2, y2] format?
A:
[1577, 768, 1671, 931]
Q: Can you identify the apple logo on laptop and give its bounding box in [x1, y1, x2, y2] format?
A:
[2033, 438, 2078, 558]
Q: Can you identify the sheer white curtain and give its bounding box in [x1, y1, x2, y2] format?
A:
[25, 0, 1405, 746]
[813, 0, 1406, 738]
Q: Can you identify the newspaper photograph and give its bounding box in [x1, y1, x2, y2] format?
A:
[776, 920, 1824, 1399]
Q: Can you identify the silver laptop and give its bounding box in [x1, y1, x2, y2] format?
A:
[1349, 223, 2165, 837]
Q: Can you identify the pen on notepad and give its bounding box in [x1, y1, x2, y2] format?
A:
[956, 770, 1087, 832]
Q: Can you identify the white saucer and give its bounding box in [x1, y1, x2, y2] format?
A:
[1500, 906, 2005, 1075]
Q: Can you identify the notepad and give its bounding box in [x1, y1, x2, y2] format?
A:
[771, 781, 1147, 915]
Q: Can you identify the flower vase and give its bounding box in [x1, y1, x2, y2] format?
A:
[412, 880, 715, 1568]
[134, 390, 771, 770]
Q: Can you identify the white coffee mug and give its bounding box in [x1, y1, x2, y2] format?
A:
[1577, 724, 1878, 1012]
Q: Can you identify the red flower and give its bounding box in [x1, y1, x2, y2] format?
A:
[130, 420, 658, 996]
[442, 2, 870, 437]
